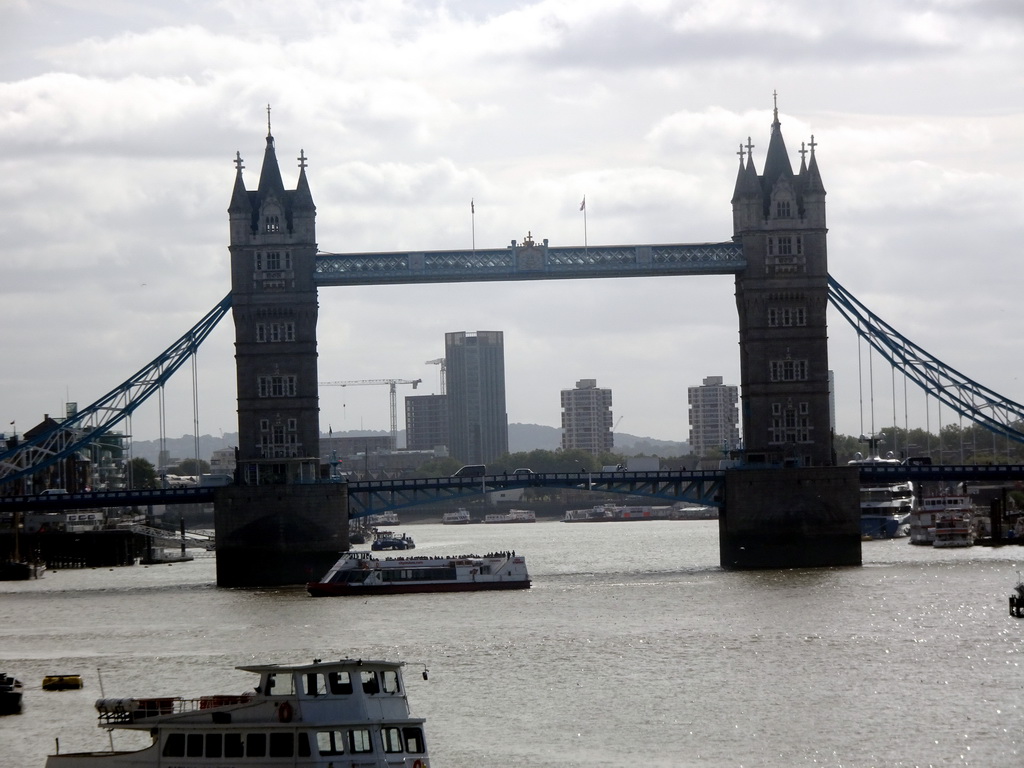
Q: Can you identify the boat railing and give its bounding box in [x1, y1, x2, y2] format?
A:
[96, 694, 255, 723]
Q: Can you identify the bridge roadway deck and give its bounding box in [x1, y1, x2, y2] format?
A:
[2, 465, 1022, 516]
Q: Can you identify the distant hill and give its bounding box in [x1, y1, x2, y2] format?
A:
[130, 424, 689, 465]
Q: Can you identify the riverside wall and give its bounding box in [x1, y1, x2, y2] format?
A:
[719, 466, 862, 569]
[213, 484, 348, 587]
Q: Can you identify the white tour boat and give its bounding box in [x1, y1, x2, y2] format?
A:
[46, 657, 431, 767]
[308, 550, 530, 596]
[441, 509, 472, 525]
[908, 491, 974, 545]
[848, 449, 913, 539]
[931, 513, 975, 548]
[483, 509, 536, 524]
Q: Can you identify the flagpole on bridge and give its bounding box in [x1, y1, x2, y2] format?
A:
[471, 198, 476, 254]
[580, 195, 587, 254]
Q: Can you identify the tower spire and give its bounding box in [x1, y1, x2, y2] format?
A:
[267, 103, 272, 137]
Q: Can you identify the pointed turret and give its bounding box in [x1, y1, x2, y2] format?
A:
[801, 135, 826, 227]
[257, 133, 286, 201]
[761, 104, 794, 193]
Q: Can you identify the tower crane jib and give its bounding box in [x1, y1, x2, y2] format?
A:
[318, 378, 422, 448]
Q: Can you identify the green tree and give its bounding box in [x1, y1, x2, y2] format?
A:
[127, 457, 159, 489]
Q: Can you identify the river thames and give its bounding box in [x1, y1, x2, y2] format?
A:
[1, 520, 1021, 767]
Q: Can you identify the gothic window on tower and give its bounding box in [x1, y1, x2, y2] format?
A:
[255, 322, 295, 343]
[769, 359, 808, 382]
[776, 200, 791, 218]
[766, 236, 806, 274]
[257, 375, 298, 398]
[265, 215, 281, 233]
[768, 306, 808, 327]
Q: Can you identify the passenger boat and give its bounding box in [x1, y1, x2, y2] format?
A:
[42, 674, 84, 691]
[307, 550, 530, 596]
[932, 514, 974, 548]
[848, 449, 913, 539]
[483, 509, 536, 524]
[0, 672, 23, 715]
[370, 530, 416, 551]
[442, 509, 472, 525]
[908, 492, 974, 545]
[45, 657, 431, 767]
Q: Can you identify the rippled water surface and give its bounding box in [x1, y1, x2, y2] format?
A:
[2, 520, 1022, 767]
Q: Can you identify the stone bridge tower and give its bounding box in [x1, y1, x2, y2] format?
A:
[732, 105, 833, 467]
[227, 121, 321, 483]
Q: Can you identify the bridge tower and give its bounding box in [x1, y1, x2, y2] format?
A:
[218, 119, 346, 587]
[227, 119, 321, 481]
[732, 103, 832, 466]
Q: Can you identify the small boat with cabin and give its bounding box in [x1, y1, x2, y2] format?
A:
[370, 530, 416, 551]
[908, 490, 974, 545]
[45, 657, 431, 767]
[307, 550, 531, 597]
[1010, 573, 1024, 618]
[0, 672, 23, 715]
[441, 509, 472, 525]
[931, 514, 975, 548]
[42, 674, 84, 691]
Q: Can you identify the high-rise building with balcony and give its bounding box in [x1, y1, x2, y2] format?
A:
[688, 375, 739, 456]
[560, 378, 613, 455]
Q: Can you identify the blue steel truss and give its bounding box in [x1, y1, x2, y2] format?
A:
[315, 240, 745, 286]
[347, 470, 726, 516]
[828, 276, 1024, 444]
[0, 294, 233, 487]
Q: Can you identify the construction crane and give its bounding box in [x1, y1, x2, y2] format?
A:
[425, 358, 447, 394]
[319, 379, 422, 448]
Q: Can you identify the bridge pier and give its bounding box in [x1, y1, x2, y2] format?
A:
[719, 467, 861, 569]
[213, 484, 348, 587]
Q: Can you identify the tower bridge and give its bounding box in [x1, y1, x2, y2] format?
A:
[5, 104, 1024, 585]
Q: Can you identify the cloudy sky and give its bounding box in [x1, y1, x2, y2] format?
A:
[2, 0, 1022, 449]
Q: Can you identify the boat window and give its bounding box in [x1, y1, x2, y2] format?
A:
[162, 733, 185, 757]
[349, 728, 373, 753]
[186, 733, 204, 758]
[205, 733, 222, 758]
[225, 733, 244, 758]
[247, 733, 267, 757]
[361, 670, 380, 694]
[317, 730, 346, 756]
[381, 669, 401, 694]
[298, 732, 311, 757]
[403, 727, 425, 754]
[382, 726, 404, 753]
[304, 672, 328, 696]
[269, 732, 293, 757]
[264, 672, 295, 696]
[328, 671, 353, 695]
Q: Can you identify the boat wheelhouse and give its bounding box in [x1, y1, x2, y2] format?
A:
[46, 658, 431, 767]
[308, 551, 530, 597]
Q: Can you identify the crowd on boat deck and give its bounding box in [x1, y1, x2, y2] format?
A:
[379, 551, 516, 561]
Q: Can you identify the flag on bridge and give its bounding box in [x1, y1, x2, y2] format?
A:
[579, 196, 586, 211]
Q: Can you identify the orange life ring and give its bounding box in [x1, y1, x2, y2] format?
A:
[412, 760, 423, 768]
[278, 701, 293, 723]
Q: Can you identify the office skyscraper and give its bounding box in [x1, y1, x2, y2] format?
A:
[405, 394, 449, 451]
[445, 331, 508, 464]
[688, 375, 739, 456]
[561, 378, 614, 455]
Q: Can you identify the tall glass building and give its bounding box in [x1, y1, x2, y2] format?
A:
[445, 331, 508, 464]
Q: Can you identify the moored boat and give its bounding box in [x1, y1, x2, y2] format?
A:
[442, 509, 472, 525]
[307, 550, 530, 596]
[42, 674, 84, 691]
[45, 657, 432, 767]
[932, 514, 974, 548]
[0, 672, 23, 715]
[483, 509, 536, 524]
[909, 492, 974, 545]
[848, 448, 913, 539]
